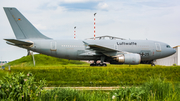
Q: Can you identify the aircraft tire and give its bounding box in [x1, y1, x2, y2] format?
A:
[101, 63, 107, 66]
[90, 63, 95, 66]
[97, 63, 101, 66]
[151, 63, 155, 66]
[90, 63, 107, 66]
[103, 64, 107, 66]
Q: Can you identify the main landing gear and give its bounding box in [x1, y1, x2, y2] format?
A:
[90, 62, 107, 66]
[141, 60, 156, 66]
[90, 56, 107, 66]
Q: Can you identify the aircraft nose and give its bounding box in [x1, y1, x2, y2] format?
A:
[172, 48, 176, 54]
[169, 48, 176, 55]
[162, 47, 176, 58]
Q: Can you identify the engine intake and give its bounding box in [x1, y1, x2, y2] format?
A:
[114, 53, 141, 64]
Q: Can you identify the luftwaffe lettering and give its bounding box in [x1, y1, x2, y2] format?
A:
[117, 42, 137, 45]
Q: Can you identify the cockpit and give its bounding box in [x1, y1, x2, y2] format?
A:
[166, 45, 171, 48]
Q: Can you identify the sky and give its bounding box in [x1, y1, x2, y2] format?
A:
[0, 0, 180, 61]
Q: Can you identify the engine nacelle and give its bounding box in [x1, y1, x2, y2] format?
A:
[114, 53, 141, 64]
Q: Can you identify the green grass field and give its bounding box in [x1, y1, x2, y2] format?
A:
[1, 54, 180, 87]
[5, 54, 88, 67]
[1, 72, 180, 101]
[2, 65, 179, 87]
[1, 54, 180, 100]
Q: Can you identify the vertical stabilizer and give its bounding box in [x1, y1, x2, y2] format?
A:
[3, 7, 50, 39]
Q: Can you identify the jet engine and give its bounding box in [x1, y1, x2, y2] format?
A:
[114, 53, 141, 64]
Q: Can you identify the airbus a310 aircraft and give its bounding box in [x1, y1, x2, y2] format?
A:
[3, 7, 176, 66]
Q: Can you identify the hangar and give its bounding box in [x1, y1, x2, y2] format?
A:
[155, 45, 180, 66]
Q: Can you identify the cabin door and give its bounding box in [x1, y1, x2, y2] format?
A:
[50, 42, 57, 55]
[155, 43, 161, 52]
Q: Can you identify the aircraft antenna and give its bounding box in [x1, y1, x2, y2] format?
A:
[74, 26, 76, 39]
[94, 13, 96, 40]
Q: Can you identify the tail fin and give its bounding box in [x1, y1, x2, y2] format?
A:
[3, 7, 50, 39]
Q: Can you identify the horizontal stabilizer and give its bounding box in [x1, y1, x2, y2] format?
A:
[4, 39, 33, 46]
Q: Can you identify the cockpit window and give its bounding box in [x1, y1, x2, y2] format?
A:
[166, 45, 171, 48]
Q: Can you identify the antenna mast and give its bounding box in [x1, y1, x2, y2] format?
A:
[74, 26, 76, 39]
[94, 13, 96, 40]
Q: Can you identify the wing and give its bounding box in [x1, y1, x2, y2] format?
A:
[88, 44, 118, 52]
[4, 39, 33, 46]
[83, 41, 119, 52]
[83, 41, 129, 57]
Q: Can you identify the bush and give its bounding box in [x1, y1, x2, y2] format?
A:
[0, 72, 46, 100]
[40, 88, 85, 101]
[110, 77, 180, 101]
[40, 88, 109, 101]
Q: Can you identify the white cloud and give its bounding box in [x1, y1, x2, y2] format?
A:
[64, 0, 89, 3]
[97, 2, 109, 10]
[46, 1, 60, 8]
[63, 0, 100, 3]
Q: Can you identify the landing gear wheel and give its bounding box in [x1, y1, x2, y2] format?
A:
[97, 63, 101, 66]
[101, 63, 107, 66]
[90, 63, 96, 66]
[103, 63, 107, 66]
[90, 63, 107, 66]
[151, 63, 155, 66]
[100, 63, 107, 66]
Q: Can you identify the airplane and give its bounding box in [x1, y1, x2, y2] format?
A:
[3, 7, 176, 66]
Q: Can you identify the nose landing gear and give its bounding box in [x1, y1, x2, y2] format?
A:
[151, 60, 156, 66]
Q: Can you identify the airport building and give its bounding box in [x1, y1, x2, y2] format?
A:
[155, 45, 180, 66]
[0, 61, 9, 66]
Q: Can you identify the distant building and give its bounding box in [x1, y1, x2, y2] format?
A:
[0, 61, 9, 66]
[155, 45, 180, 66]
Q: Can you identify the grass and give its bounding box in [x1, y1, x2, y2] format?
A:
[1, 54, 180, 87]
[1, 73, 180, 101]
[109, 77, 180, 101]
[5, 54, 88, 67]
[1, 65, 180, 87]
[1, 55, 180, 100]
